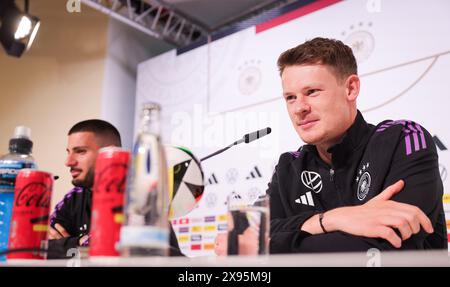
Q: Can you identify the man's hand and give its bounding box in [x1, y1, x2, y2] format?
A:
[301, 180, 434, 248]
[78, 235, 89, 246]
[214, 228, 260, 256]
[237, 228, 259, 255]
[214, 233, 227, 256]
[48, 223, 70, 240]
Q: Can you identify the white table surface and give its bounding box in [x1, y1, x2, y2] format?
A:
[1, 250, 449, 267]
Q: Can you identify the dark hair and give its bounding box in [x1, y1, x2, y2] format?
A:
[68, 119, 122, 147]
[277, 37, 357, 82]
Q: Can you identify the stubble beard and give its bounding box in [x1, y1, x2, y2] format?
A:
[72, 167, 95, 189]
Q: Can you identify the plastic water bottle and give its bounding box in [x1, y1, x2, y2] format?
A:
[120, 103, 169, 256]
[0, 126, 36, 260]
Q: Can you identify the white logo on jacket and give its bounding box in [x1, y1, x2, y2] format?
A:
[295, 192, 315, 206]
[356, 162, 371, 201]
[301, 171, 322, 193]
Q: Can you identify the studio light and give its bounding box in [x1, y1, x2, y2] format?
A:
[0, 0, 40, 58]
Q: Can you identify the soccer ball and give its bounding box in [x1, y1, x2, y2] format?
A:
[165, 146, 204, 219]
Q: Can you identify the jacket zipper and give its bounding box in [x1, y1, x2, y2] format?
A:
[330, 168, 335, 182]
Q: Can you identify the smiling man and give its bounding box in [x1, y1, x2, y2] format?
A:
[268, 37, 447, 253]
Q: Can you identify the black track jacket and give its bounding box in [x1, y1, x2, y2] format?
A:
[47, 187, 183, 258]
[268, 111, 447, 253]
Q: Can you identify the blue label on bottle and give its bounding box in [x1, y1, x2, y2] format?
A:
[0, 192, 15, 261]
[0, 161, 36, 191]
[0, 160, 35, 261]
[0, 163, 23, 169]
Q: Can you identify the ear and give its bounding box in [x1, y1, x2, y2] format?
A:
[345, 75, 360, 102]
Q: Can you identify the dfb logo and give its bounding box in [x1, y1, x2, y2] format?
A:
[67, 0, 81, 13]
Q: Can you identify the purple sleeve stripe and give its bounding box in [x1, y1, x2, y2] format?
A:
[49, 187, 83, 225]
[376, 120, 428, 156]
[405, 135, 412, 155]
[377, 120, 410, 133]
[412, 132, 420, 152]
[289, 151, 301, 158]
[395, 121, 413, 135]
[395, 120, 408, 126]
[415, 124, 427, 149]
[407, 123, 418, 133]
[403, 122, 429, 156]
[81, 235, 90, 247]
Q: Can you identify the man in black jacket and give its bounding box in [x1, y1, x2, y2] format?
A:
[268, 37, 447, 253]
[47, 119, 183, 258]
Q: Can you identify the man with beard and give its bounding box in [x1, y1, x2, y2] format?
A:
[47, 119, 182, 258]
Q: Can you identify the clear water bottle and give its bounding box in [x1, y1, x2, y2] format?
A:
[120, 103, 169, 256]
[0, 126, 37, 260]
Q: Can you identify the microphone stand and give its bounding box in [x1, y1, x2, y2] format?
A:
[200, 127, 271, 162]
[200, 139, 244, 162]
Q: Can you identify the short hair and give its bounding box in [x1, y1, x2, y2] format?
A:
[68, 119, 122, 147]
[277, 37, 357, 82]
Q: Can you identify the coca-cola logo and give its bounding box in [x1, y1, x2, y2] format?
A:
[16, 182, 51, 208]
[95, 163, 128, 194]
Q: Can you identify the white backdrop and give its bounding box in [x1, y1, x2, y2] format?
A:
[135, 0, 450, 256]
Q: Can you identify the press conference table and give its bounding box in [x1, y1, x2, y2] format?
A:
[1, 250, 450, 267]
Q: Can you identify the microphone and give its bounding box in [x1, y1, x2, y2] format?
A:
[244, 127, 271, 143]
[200, 127, 272, 162]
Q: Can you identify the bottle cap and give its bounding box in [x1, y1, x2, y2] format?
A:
[9, 126, 33, 154]
[13, 126, 32, 140]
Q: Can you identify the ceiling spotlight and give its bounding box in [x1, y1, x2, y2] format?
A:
[0, 0, 40, 57]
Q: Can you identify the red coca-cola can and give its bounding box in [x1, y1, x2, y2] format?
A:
[90, 147, 130, 257]
[7, 169, 53, 260]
